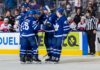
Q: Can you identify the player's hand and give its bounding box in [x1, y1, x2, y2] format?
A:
[93, 30, 96, 34]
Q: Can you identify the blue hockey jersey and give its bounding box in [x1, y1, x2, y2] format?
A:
[20, 11, 27, 21]
[38, 14, 47, 25]
[63, 17, 71, 37]
[54, 16, 70, 37]
[19, 16, 40, 37]
[43, 13, 57, 32]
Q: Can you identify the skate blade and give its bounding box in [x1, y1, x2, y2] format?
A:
[44, 61, 59, 64]
[20, 61, 26, 64]
[33, 61, 42, 64]
[26, 61, 33, 64]
[49, 61, 60, 64]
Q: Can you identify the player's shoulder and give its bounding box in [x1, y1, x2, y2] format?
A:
[62, 16, 67, 19]
[49, 13, 57, 21]
[50, 13, 57, 17]
[59, 16, 67, 22]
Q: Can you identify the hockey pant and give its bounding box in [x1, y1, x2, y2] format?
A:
[20, 36, 38, 59]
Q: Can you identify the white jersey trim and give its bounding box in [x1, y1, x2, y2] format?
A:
[21, 34, 35, 37]
[54, 35, 63, 37]
[45, 30, 54, 32]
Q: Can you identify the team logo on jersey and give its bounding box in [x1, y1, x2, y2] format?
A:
[54, 23, 59, 31]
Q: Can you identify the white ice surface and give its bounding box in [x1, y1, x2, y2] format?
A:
[0, 55, 100, 70]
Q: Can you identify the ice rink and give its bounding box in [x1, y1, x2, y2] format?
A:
[0, 55, 100, 70]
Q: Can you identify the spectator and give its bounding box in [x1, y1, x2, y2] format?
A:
[21, 0, 30, 8]
[68, 17, 77, 31]
[37, 0, 45, 7]
[92, 1, 98, 17]
[0, 16, 3, 27]
[87, 6, 95, 17]
[14, 9, 20, 20]
[0, 18, 12, 32]
[97, 19, 100, 31]
[5, 10, 14, 26]
[66, 2, 72, 16]
[88, 1, 93, 8]
[0, 1, 4, 16]
[30, 0, 40, 10]
[87, 1, 98, 17]
[0, 16, 3, 21]
[74, 9, 82, 25]
[3, 0, 17, 12]
[74, 0, 82, 12]
[44, 0, 54, 9]
[77, 16, 86, 31]
[13, 20, 19, 32]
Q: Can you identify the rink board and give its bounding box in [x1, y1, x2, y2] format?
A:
[0, 32, 88, 56]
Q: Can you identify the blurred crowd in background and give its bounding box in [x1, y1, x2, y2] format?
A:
[0, 0, 100, 32]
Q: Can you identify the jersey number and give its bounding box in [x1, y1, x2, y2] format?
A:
[21, 22, 29, 30]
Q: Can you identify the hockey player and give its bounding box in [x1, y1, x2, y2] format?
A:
[19, 10, 41, 63]
[42, 5, 57, 62]
[51, 7, 70, 63]
[20, 5, 27, 21]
